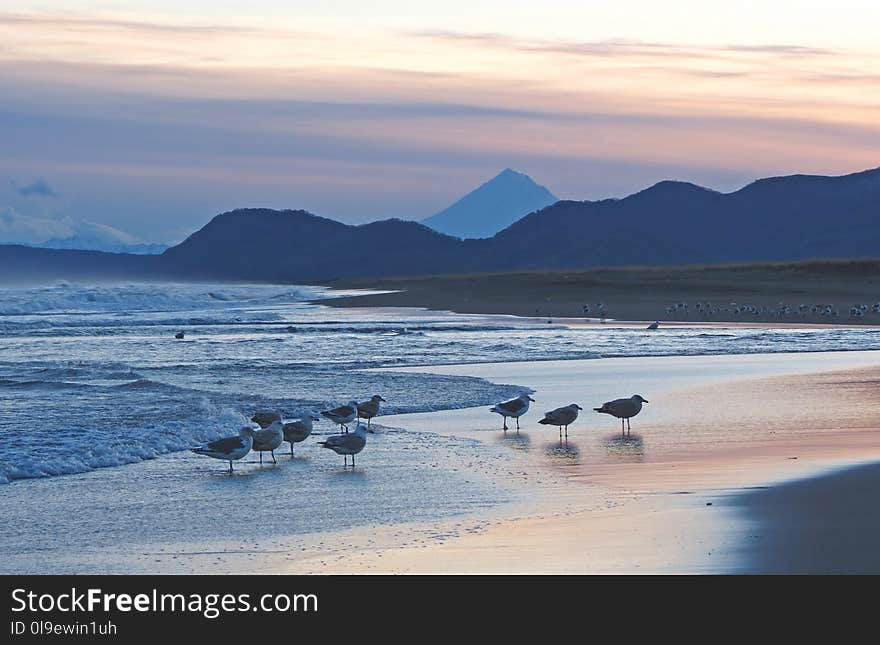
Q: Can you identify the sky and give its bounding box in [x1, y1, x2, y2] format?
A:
[2, 1, 879, 244]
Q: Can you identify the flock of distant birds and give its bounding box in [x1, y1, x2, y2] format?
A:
[579, 301, 880, 320]
[190, 391, 648, 473]
[662, 301, 880, 319]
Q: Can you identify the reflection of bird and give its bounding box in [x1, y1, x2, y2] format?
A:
[647, 321, 659, 330]
[251, 411, 282, 428]
[321, 401, 359, 432]
[603, 434, 645, 460]
[490, 393, 534, 431]
[191, 427, 255, 473]
[319, 423, 367, 468]
[538, 404, 583, 438]
[252, 420, 284, 464]
[282, 415, 318, 456]
[594, 395, 648, 435]
[357, 395, 386, 431]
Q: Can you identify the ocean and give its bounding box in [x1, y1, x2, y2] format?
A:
[2, 281, 880, 484]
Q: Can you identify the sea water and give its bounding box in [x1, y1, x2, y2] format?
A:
[2, 281, 880, 572]
[2, 281, 880, 484]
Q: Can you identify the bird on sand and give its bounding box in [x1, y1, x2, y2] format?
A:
[647, 321, 660, 330]
[594, 395, 649, 435]
[252, 419, 284, 464]
[174, 331, 185, 339]
[318, 422, 367, 468]
[282, 415, 319, 456]
[251, 411, 282, 428]
[538, 404, 583, 438]
[357, 395, 386, 431]
[490, 392, 535, 431]
[321, 401, 359, 432]
[191, 427, 256, 473]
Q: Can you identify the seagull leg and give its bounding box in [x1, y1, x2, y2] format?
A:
[259, 451, 263, 464]
[344, 455, 348, 467]
[290, 442, 294, 457]
[516, 417, 520, 430]
[228, 460, 233, 474]
[271, 450, 276, 464]
[352, 454, 356, 468]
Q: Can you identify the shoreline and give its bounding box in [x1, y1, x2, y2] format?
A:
[313, 265, 880, 326]
[3, 349, 879, 574]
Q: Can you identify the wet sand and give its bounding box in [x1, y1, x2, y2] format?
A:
[317, 261, 880, 325]
[283, 351, 880, 574]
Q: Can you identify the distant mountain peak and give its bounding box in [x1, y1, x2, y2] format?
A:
[422, 169, 558, 239]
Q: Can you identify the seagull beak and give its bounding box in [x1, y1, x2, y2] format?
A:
[528, 397, 535, 402]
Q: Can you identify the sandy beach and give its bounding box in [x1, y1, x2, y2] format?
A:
[317, 261, 880, 325]
[276, 350, 880, 574]
[2, 346, 878, 574]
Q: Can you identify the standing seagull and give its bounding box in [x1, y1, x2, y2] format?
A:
[321, 401, 359, 433]
[318, 423, 367, 468]
[538, 404, 583, 439]
[252, 419, 284, 464]
[282, 415, 319, 456]
[191, 427, 256, 473]
[594, 395, 649, 436]
[357, 395, 386, 431]
[490, 392, 535, 431]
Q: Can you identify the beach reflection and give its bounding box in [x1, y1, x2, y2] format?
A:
[496, 431, 531, 452]
[602, 434, 645, 461]
[543, 439, 580, 463]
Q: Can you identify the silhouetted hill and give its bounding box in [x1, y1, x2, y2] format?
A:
[0, 244, 159, 283]
[422, 168, 558, 238]
[161, 209, 478, 280]
[2, 167, 878, 284]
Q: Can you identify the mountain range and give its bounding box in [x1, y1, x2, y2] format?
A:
[1, 166, 878, 283]
[421, 168, 558, 238]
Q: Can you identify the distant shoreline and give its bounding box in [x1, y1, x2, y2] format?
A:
[314, 263, 880, 326]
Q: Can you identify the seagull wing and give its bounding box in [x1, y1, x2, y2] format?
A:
[202, 435, 245, 454]
[497, 398, 526, 413]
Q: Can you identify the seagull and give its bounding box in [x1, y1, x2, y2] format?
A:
[357, 395, 386, 431]
[191, 427, 255, 473]
[538, 404, 583, 438]
[251, 411, 282, 429]
[282, 415, 319, 456]
[318, 422, 367, 468]
[647, 321, 659, 330]
[321, 401, 359, 433]
[594, 395, 649, 436]
[490, 392, 534, 431]
[252, 420, 284, 464]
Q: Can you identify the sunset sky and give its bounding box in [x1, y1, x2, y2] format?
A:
[2, 1, 879, 243]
